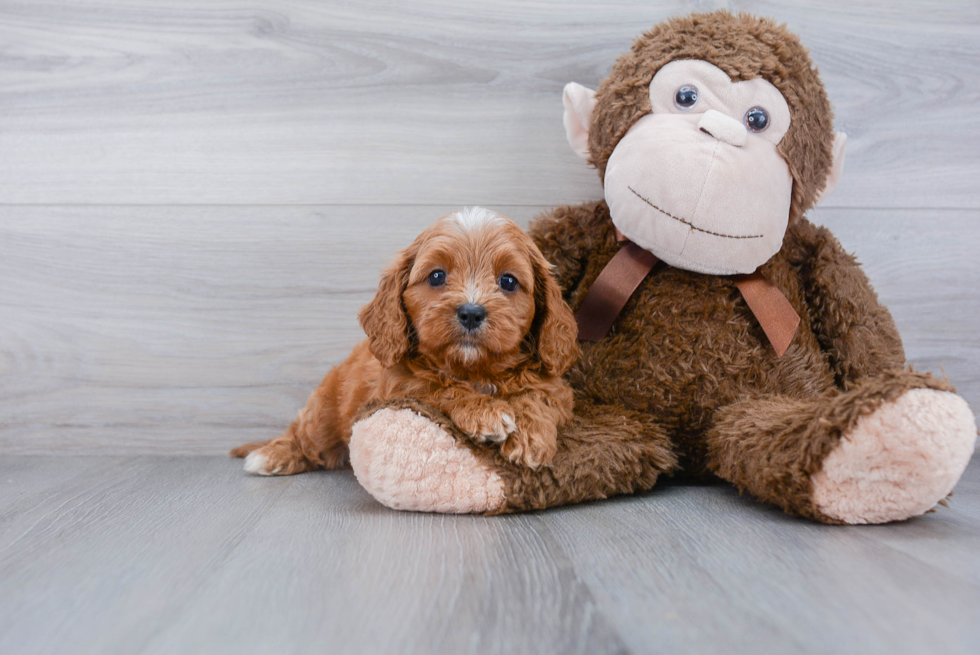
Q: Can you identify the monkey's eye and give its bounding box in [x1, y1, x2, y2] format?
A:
[674, 85, 699, 110]
[745, 107, 770, 132]
[427, 270, 446, 287]
[498, 274, 519, 292]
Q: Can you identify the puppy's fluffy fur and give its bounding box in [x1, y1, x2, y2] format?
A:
[231, 207, 579, 474]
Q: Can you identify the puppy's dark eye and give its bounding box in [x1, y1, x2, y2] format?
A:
[427, 270, 446, 287]
[498, 274, 519, 292]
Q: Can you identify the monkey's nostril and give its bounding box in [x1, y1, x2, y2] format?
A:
[456, 303, 487, 331]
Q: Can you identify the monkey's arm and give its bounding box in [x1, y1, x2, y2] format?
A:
[791, 218, 905, 386]
[527, 200, 615, 296]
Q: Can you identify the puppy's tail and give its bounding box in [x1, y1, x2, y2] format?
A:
[229, 441, 269, 458]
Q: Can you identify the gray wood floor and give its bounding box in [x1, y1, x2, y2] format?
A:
[1, 455, 979, 655]
[2, 1, 979, 653]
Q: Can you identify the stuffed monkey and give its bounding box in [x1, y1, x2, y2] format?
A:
[346, 11, 977, 524]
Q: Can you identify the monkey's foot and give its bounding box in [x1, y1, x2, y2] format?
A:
[349, 408, 506, 513]
[812, 389, 977, 524]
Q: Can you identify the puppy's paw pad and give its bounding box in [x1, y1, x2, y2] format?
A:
[456, 408, 516, 445]
[478, 428, 509, 444]
[243, 451, 280, 476]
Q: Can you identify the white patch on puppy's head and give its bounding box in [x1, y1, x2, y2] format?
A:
[449, 206, 504, 233]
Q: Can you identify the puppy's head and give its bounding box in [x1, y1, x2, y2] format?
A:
[358, 207, 578, 377]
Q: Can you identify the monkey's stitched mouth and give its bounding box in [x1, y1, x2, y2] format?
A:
[627, 186, 763, 240]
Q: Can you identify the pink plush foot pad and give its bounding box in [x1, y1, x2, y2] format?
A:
[349, 408, 506, 513]
[813, 389, 977, 524]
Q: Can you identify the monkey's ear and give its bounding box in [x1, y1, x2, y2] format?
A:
[563, 82, 597, 161]
[814, 132, 847, 205]
[530, 247, 580, 376]
[358, 247, 414, 368]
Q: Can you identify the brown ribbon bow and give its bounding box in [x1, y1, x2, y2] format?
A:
[574, 234, 800, 357]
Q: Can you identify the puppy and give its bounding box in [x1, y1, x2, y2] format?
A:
[231, 207, 579, 475]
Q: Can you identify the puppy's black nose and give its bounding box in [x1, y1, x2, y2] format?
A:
[456, 303, 487, 331]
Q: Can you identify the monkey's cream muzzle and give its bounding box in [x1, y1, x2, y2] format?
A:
[603, 60, 794, 276]
[604, 111, 792, 275]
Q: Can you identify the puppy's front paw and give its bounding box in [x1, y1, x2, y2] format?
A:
[452, 403, 518, 445]
[500, 419, 558, 469]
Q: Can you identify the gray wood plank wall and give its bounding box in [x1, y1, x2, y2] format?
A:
[1, 0, 978, 454]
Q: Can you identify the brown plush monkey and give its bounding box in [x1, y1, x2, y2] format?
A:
[345, 11, 977, 523]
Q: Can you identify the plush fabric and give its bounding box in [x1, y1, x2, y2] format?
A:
[347, 10, 977, 524]
[812, 389, 977, 524]
[350, 405, 506, 513]
[603, 111, 794, 274]
[351, 202, 975, 522]
[352, 398, 678, 514]
[562, 82, 597, 161]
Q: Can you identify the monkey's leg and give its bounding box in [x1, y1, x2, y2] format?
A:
[705, 371, 976, 524]
[348, 399, 677, 513]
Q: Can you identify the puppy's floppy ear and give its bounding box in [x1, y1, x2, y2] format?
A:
[529, 245, 579, 376]
[358, 245, 415, 368]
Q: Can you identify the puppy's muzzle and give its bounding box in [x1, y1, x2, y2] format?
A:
[456, 303, 487, 331]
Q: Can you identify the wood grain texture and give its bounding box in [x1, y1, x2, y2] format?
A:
[1, 455, 978, 654]
[543, 474, 980, 655]
[0, 0, 977, 207]
[1, 206, 976, 455]
[0, 456, 626, 655]
[2, 3, 978, 653]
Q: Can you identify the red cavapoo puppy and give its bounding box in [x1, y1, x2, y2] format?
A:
[231, 207, 579, 474]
